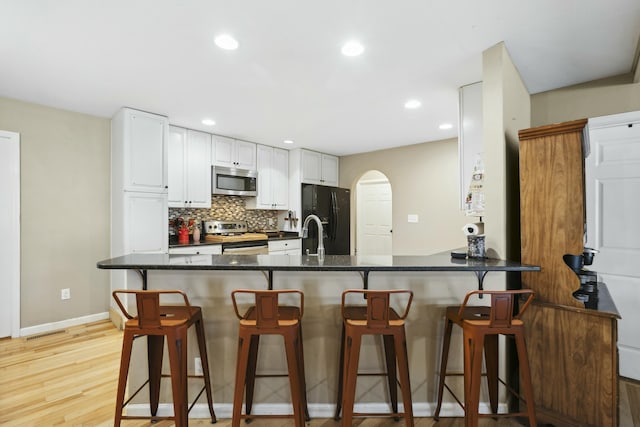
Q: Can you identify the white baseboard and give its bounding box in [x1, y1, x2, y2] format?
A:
[19, 312, 110, 337]
[126, 401, 508, 419]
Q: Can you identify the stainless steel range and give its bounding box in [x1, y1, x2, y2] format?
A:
[203, 220, 269, 254]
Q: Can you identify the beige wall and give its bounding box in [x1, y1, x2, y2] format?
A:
[340, 138, 469, 255]
[531, 73, 640, 126]
[482, 42, 531, 261]
[0, 96, 111, 328]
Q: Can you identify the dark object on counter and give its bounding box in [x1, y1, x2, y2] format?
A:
[301, 184, 350, 255]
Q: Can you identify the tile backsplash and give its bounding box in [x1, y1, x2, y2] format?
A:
[169, 195, 279, 232]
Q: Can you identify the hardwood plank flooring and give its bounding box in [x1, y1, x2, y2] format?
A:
[0, 320, 637, 426]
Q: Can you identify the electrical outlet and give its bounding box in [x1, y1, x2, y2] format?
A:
[61, 288, 71, 300]
[194, 357, 203, 375]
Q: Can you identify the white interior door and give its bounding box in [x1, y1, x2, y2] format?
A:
[587, 112, 640, 380]
[357, 171, 392, 255]
[0, 130, 20, 338]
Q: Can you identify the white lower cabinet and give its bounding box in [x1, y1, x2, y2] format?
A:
[124, 192, 168, 253]
[268, 239, 301, 255]
[169, 245, 222, 255]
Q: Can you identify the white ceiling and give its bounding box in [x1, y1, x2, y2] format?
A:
[1, 1, 639, 156]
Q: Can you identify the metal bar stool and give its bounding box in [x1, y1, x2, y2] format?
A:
[433, 289, 536, 427]
[335, 289, 414, 427]
[112, 290, 216, 427]
[230, 289, 308, 427]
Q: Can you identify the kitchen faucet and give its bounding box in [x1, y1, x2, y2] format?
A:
[302, 214, 325, 258]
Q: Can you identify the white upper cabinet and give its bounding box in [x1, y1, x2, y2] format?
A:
[301, 149, 339, 186]
[168, 126, 212, 208]
[247, 145, 289, 210]
[212, 135, 257, 170]
[112, 108, 169, 193]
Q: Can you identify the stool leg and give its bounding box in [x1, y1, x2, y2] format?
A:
[383, 334, 399, 417]
[194, 315, 217, 423]
[283, 329, 305, 427]
[244, 335, 260, 417]
[515, 330, 537, 427]
[297, 324, 310, 421]
[434, 317, 453, 420]
[463, 329, 484, 427]
[166, 328, 189, 427]
[394, 329, 414, 427]
[334, 322, 346, 420]
[484, 334, 499, 414]
[341, 331, 362, 427]
[147, 334, 165, 417]
[232, 331, 251, 427]
[114, 330, 135, 427]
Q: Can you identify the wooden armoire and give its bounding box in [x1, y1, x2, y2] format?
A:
[519, 119, 620, 427]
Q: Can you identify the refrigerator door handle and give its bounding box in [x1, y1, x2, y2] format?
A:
[330, 191, 337, 241]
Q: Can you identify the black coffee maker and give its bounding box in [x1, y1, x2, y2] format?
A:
[563, 248, 600, 308]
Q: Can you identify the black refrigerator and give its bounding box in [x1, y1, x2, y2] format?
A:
[301, 184, 350, 255]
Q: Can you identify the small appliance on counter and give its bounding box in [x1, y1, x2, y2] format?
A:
[563, 248, 601, 309]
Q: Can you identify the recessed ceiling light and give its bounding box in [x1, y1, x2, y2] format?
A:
[404, 99, 422, 109]
[283, 139, 294, 145]
[439, 123, 453, 130]
[202, 119, 216, 126]
[214, 34, 239, 50]
[341, 40, 364, 57]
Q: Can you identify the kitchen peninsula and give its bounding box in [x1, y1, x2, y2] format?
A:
[98, 251, 540, 419]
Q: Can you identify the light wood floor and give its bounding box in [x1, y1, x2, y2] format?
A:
[1, 320, 638, 426]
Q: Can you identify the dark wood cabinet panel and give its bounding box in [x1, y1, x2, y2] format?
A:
[519, 119, 619, 427]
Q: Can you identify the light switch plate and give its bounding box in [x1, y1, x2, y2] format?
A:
[407, 214, 418, 223]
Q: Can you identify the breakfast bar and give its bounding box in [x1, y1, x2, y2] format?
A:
[98, 251, 541, 421]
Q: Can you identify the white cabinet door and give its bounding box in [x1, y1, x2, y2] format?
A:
[168, 126, 187, 207]
[125, 192, 168, 253]
[300, 149, 338, 186]
[169, 127, 211, 208]
[186, 130, 212, 208]
[301, 149, 322, 184]
[212, 135, 235, 168]
[321, 153, 339, 187]
[254, 144, 274, 208]
[169, 245, 222, 255]
[235, 140, 257, 170]
[268, 239, 301, 254]
[272, 148, 289, 208]
[213, 136, 256, 170]
[123, 109, 168, 193]
[247, 145, 288, 210]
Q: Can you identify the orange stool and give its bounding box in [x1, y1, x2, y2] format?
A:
[230, 289, 308, 427]
[433, 289, 536, 427]
[112, 290, 216, 427]
[335, 289, 414, 427]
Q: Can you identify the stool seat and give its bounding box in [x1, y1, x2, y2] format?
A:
[112, 290, 216, 427]
[336, 289, 414, 427]
[231, 289, 308, 427]
[434, 290, 536, 427]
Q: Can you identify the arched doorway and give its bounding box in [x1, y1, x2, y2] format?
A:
[355, 170, 392, 255]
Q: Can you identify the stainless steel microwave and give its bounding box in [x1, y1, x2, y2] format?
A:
[212, 166, 258, 196]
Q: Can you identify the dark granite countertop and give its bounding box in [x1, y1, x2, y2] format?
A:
[97, 250, 539, 273]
